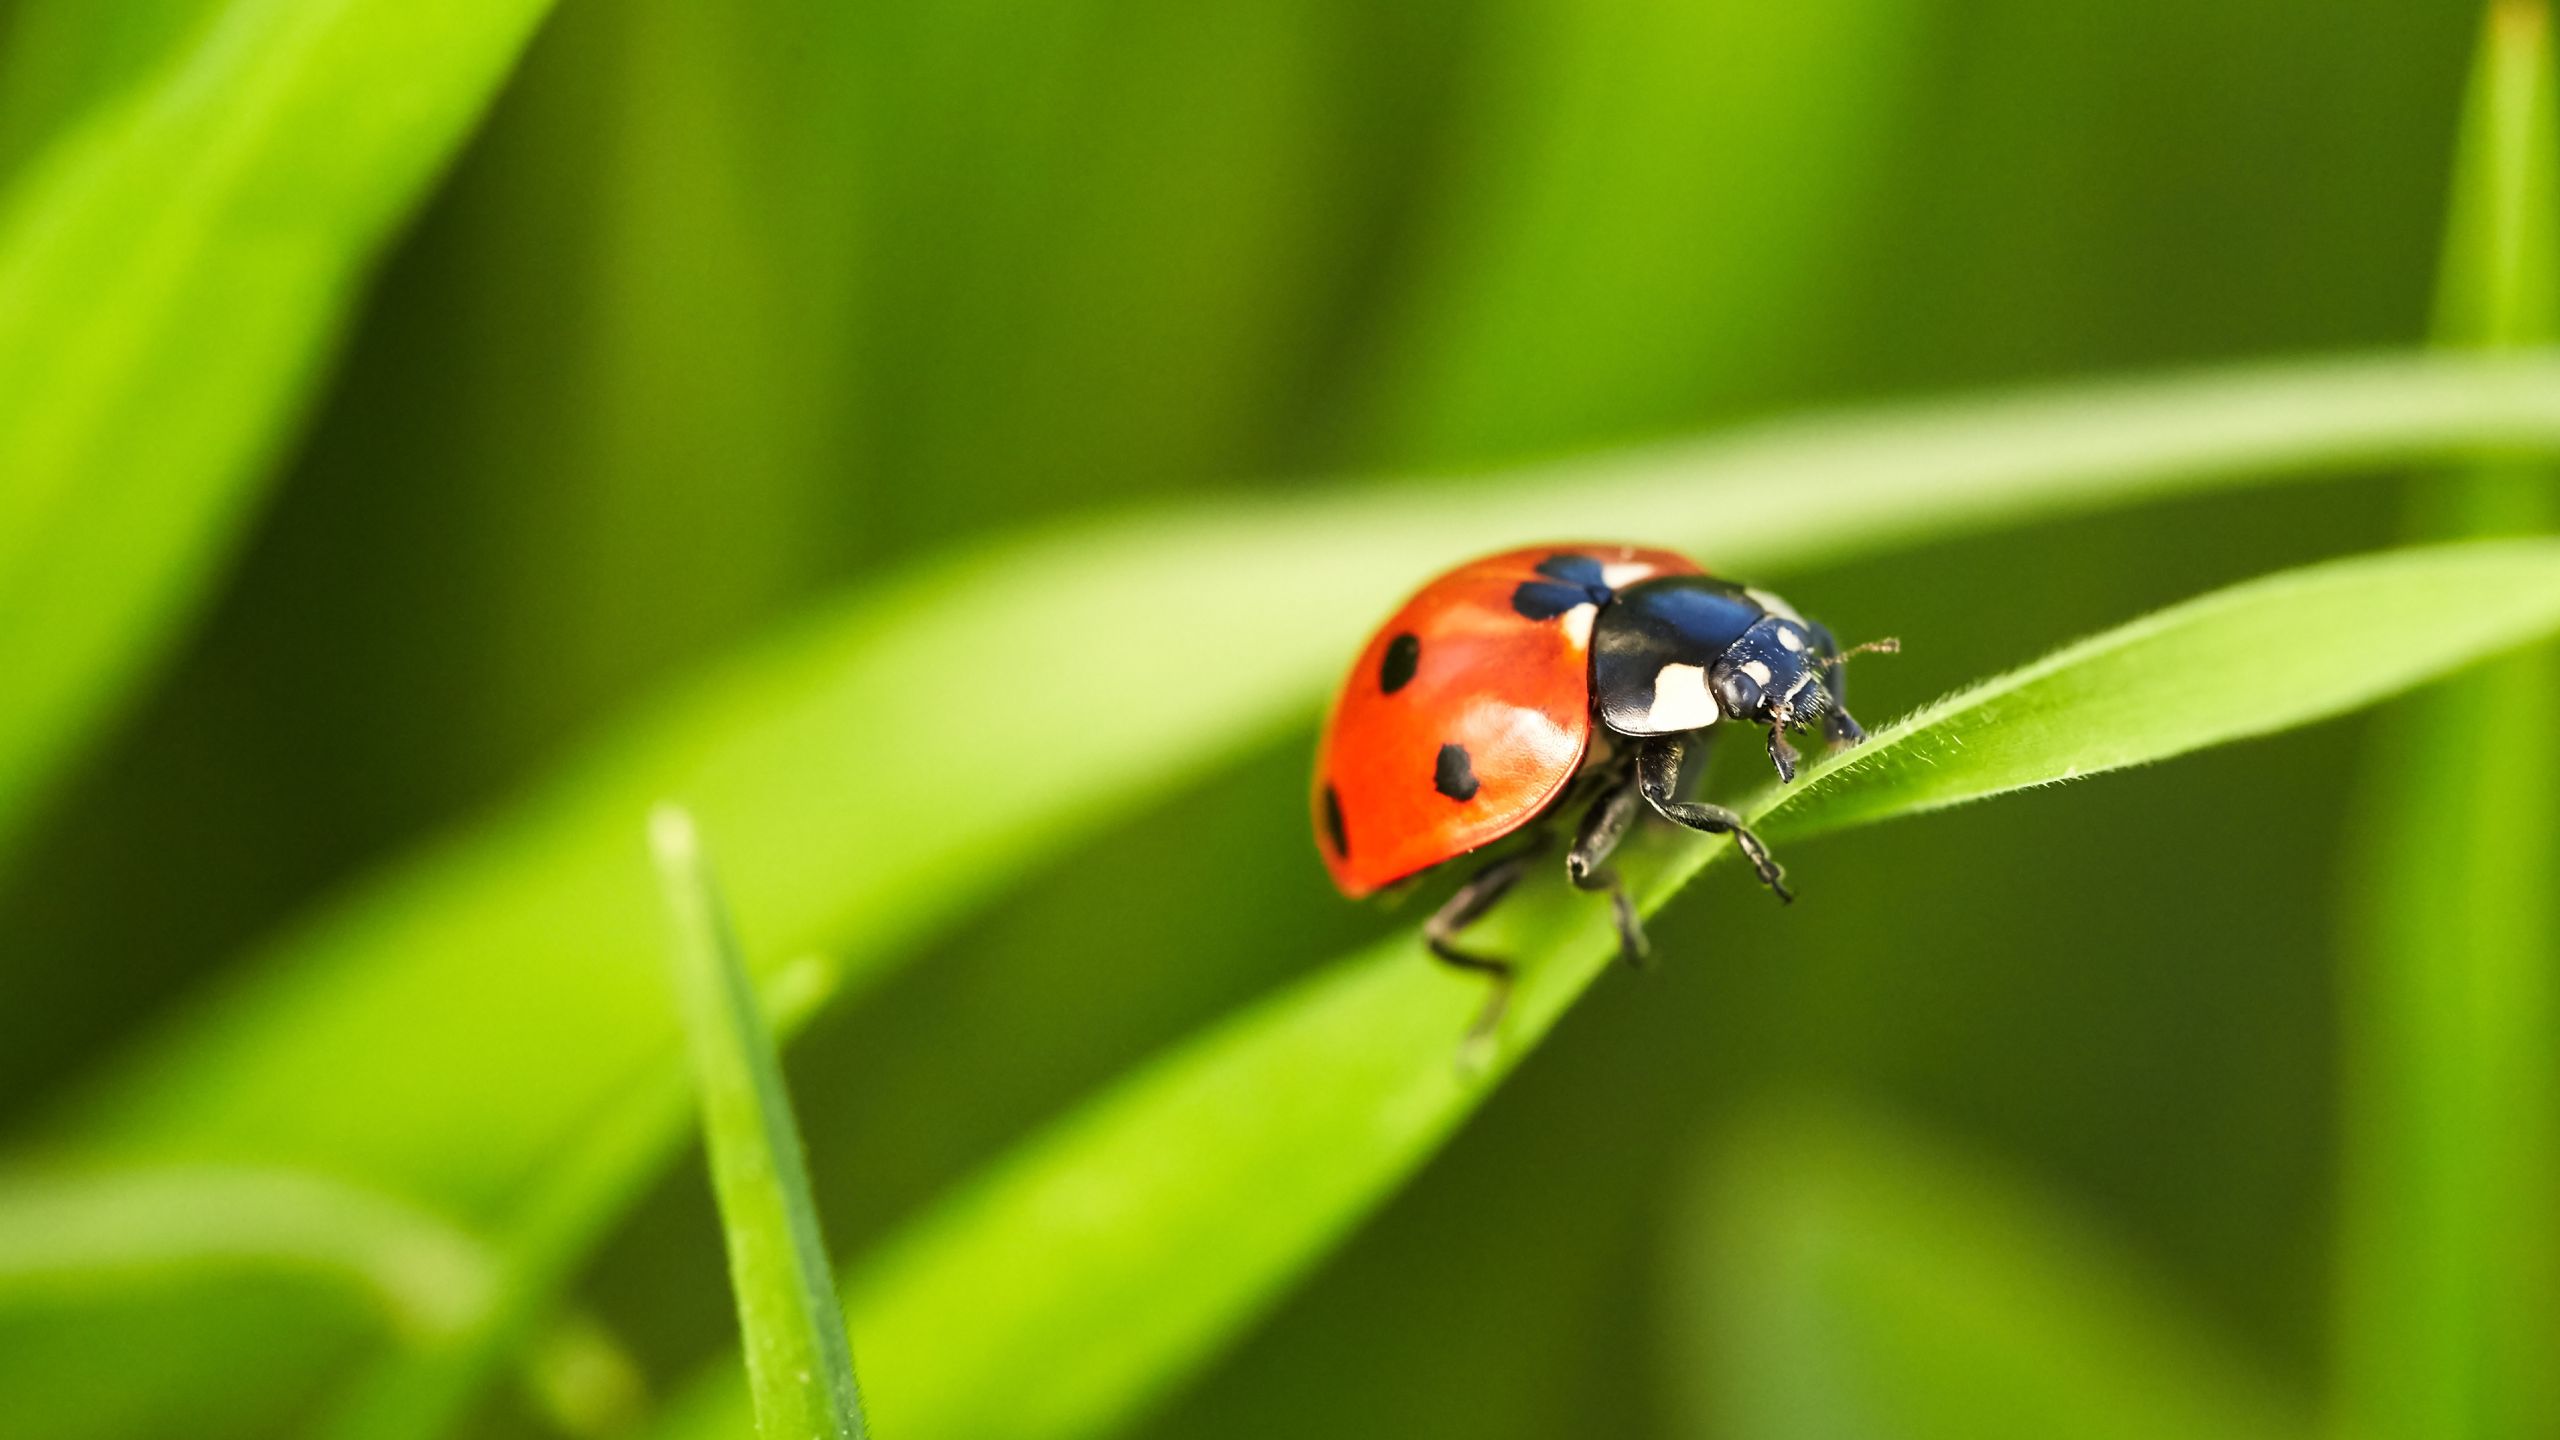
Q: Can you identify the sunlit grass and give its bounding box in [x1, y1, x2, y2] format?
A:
[0, 1, 2547, 1437]
[651, 809, 867, 1440]
[662, 539, 2560, 1440]
[2336, 4, 2560, 1437]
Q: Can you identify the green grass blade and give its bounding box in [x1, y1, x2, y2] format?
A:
[2334, 6, 2560, 1438]
[56, 350, 2560, 1225]
[320, 953, 844, 1440]
[1670, 1106, 2302, 1440]
[0, 0, 560, 852]
[651, 809, 867, 1440]
[658, 539, 2560, 1440]
[1371, 0, 1925, 459]
[0, 1166, 494, 1343]
[0, 1160, 654, 1439]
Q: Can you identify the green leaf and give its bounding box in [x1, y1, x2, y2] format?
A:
[61, 350, 2560, 1226]
[2334, 6, 2560, 1438]
[651, 808, 868, 1440]
[1666, 1106, 2301, 1440]
[319, 952, 845, 1440]
[1368, 0, 1926, 459]
[0, 1166, 494, 1344]
[0, 0, 560, 852]
[658, 539, 2560, 1440]
[0, 1160, 657, 1440]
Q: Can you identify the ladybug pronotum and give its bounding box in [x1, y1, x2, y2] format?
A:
[1312, 543, 1895, 1040]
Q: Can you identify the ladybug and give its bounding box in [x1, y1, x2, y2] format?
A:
[1312, 544, 1894, 1038]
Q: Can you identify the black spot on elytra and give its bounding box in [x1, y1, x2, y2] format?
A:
[1511, 552, 1613, 620]
[1322, 784, 1350, 857]
[1434, 743, 1480, 801]
[1379, 632, 1420, 693]
[1535, 553, 1606, 586]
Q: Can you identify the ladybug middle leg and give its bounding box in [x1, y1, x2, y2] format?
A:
[1636, 733, 1794, 904]
[1566, 775, 1650, 970]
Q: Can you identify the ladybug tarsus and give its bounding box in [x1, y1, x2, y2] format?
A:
[1767, 727, 1801, 784]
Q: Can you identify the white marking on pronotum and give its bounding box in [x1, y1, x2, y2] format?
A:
[1776, 625, 1806, 653]
[1746, 587, 1805, 623]
[1646, 663, 1719, 730]
[1561, 604, 1598, 648]
[1600, 560, 1655, 589]
[1739, 659, 1774, 686]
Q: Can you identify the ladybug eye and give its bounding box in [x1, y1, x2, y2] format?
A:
[1713, 667, 1763, 718]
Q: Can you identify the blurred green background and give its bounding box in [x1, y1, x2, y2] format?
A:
[1, 0, 2550, 1436]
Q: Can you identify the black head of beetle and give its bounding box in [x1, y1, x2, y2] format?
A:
[1590, 574, 1893, 784]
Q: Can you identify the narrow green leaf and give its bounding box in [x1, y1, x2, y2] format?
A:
[61, 351, 2560, 1227]
[660, 540, 2560, 1440]
[2334, 6, 2560, 1438]
[0, 1166, 494, 1343]
[0, 1160, 655, 1440]
[0, 0, 560, 851]
[652, 808, 867, 1440]
[1370, 0, 1925, 459]
[1668, 1106, 2300, 1440]
[320, 953, 845, 1440]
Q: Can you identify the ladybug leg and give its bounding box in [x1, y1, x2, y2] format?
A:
[1425, 841, 1547, 1045]
[1566, 778, 1650, 969]
[1636, 734, 1794, 904]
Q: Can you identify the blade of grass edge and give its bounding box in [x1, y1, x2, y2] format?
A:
[0, 0, 562, 859]
[319, 952, 846, 1440]
[652, 808, 867, 1440]
[656, 539, 2560, 1440]
[61, 349, 2560, 1220]
[2334, 5, 2560, 1438]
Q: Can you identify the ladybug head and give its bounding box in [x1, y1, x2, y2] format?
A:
[1710, 618, 1830, 727]
[1711, 617, 1836, 780]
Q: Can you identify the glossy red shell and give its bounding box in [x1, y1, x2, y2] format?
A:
[1312, 543, 1702, 897]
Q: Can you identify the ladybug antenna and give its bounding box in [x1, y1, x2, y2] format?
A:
[1837, 636, 1901, 662]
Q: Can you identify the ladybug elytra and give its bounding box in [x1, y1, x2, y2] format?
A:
[1312, 544, 1894, 1039]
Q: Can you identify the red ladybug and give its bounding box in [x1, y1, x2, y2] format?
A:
[1312, 543, 1892, 1037]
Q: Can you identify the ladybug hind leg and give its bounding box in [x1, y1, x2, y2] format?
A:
[1566, 775, 1651, 970]
[1636, 734, 1793, 904]
[1425, 836, 1552, 1047]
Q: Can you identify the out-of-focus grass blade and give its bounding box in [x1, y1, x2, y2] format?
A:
[0, 1166, 493, 1343]
[0, 0, 560, 853]
[651, 809, 867, 1440]
[2334, 5, 2560, 1438]
[57, 351, 2560, 1223]
[320, 953, 844, 1440]
[1374, 0, 1923, 460]
[0, 1160, 654, 1440]
[1669, 1107, 2301, 1440]
[658, 540, 2560, 1440]
[1, 953, 841, 1440]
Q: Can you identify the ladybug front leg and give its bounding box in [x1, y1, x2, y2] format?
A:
[1636, 734, 1793, 904]
[1425, 839, 1549, 1046]
[1566, 778, 1650, 969]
